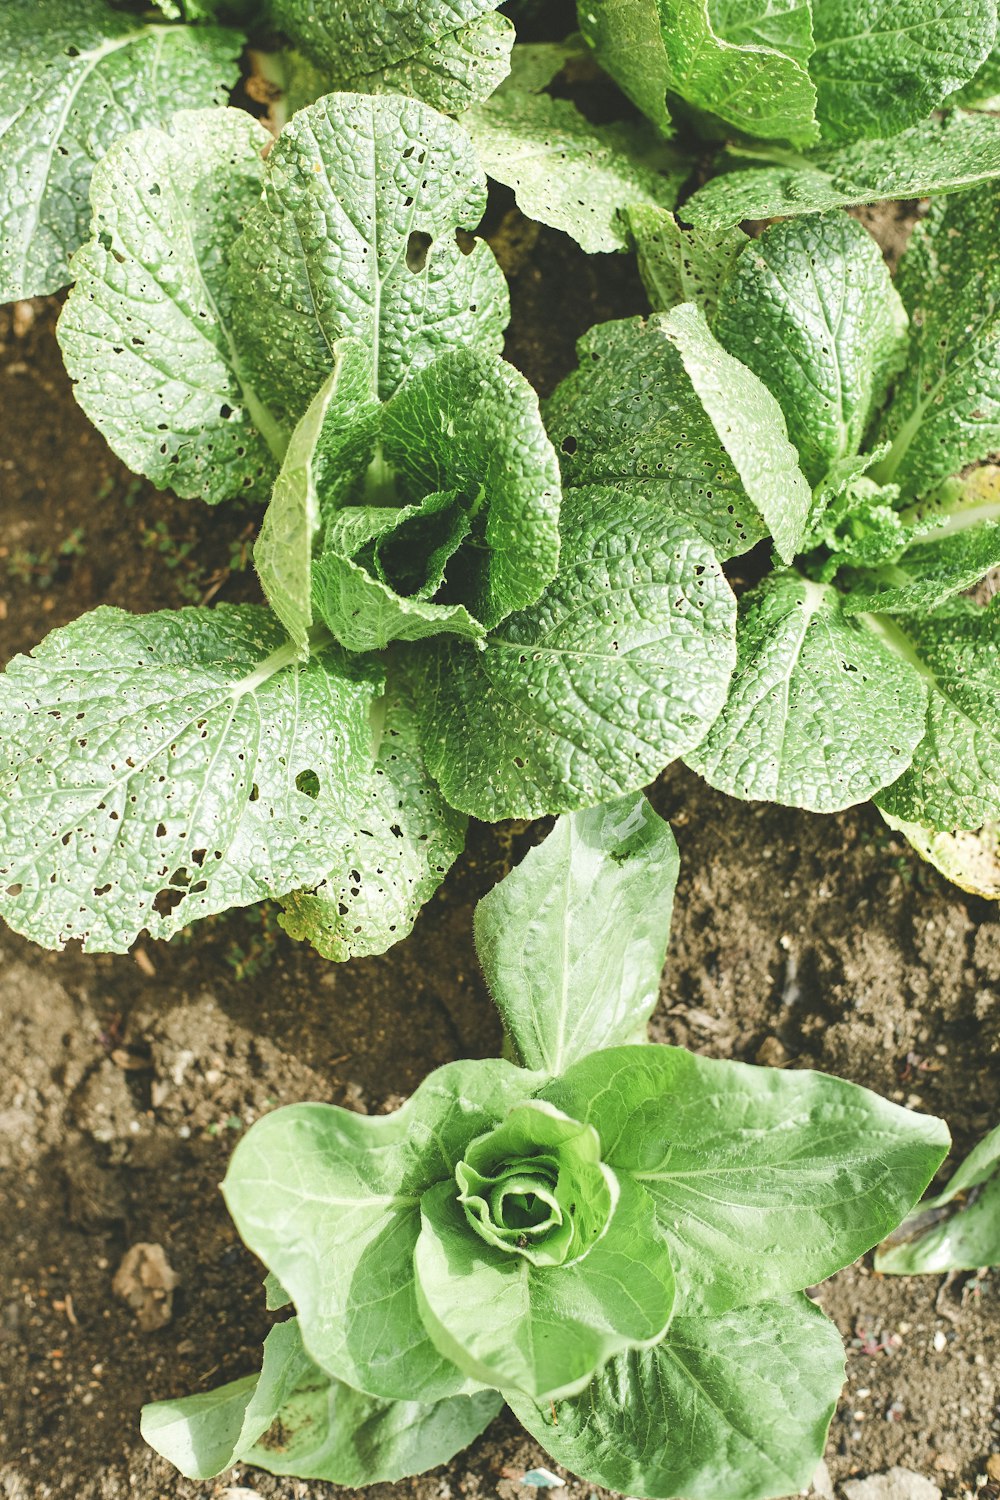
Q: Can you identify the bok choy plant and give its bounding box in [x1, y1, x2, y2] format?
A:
[546, 184, 1000, 885]
[0, 91, 731, 961]
[140, 791, 948, 1499]
[876, 1121, 1000, 1274]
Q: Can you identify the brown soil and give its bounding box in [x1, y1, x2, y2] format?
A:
[1, 202, 999, 1500]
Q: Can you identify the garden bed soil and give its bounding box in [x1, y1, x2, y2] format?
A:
[1, 200, 998, 1500]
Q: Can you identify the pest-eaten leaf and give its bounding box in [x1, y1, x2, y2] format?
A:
[145, 807, 949, 1498]
[59, 93, 509, 505]
[0, 0, 242, 302]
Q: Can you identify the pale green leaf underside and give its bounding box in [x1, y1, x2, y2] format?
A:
[415, 485, 737, 820]
[415, 1176, 674, 1402]
[881, 807, 1000, 896]
[684, 112, 1000, 228]
[510, 1297, 844, 1500]
[659, 302, 813, 564]
[809, 0, 996, 143]
[229, 90, 509, 425]
[142, 1317, 502, 1484]
[543, 1045, 948, 1313]
[222, 1060, 539, 1402]
[0, 0, 241, 302]
[712, 211, 906, 490]
[57, 109, 281, 506]
[255, 340, 380, 650]
[0, 605, 381, 952]
[278, 671, 467, 961]
[686, 572, 928, 812]
[545, 317, 767, 562]
[474, 793, 679, 1072]
[264, 0, 503, 76]
[627, 205, 748, 321]
[874, 601, 1000, 831]
[463, 91, 684, 254]
[875, 181, 1000, 502]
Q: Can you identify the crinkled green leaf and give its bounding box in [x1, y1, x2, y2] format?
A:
[842, 523, 1000, 615]
[264, 0, 503, 77]
[0, 605, 382, 952]
[255, 341, 380, 651]
[577, 0, 675, 137]
[414, 1174, 674, 1401]
[142, 1317, 503, 1483]
[876, 1122, 1000, 1274]
[463, 92, 684, 254]
[873, 601, 1000, 831]
[710, 0, 815, 69]
[713, 212, 907, 489]
[58, 109, 282, 506]
[229, 91, 509, 425]
[414, 485, 737, 820]
[952, 44, 1000, 106]
[875, 182, 1000, 502]
[346, 14, 515, 112]
[809, 0, 996, 143]
[0, 0, 242, 302]
[509, 1296, 844, 1500]
[222, 1059, 540, 1401]
[686, 572, 928, 812]
[627, 205, 748, 320]
[684, 112, 1000, 228]
[278, 669, 467, 961]
[474, 793, 679, 1071]
[545, 317, 767, 562]
[542, 1044, 949, 1313]
[659, 302, 813, 563]
[883, 808, 1000, 895]
[504, 38, 591, 93]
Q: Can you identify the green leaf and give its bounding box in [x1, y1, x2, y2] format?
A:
[659, 302, 813, 563]
[474, 793, 679, 1071]
[876, 1122, 1000, 1274]
[57, 108, 282, 506]
[684, 112, 1000, 228]
[809, 0, 996, 143]
[414, 484, 737, 820]
[842, 523, 1000, 615]
[278, 668, 467, 961]
[463, 92, 684, 254]
[414, 1173, 674, 1401]
[341, 14, 515, 113]
[577, 0, 675, 138]
[0, 605, 382, 952]
[686, 572, 929, 813]
[141, 1319, 311, 1479]
[545, 317, 768, 561]
[542, 1044, 949, 1313]
[254, 340, 380, 651]
[872, 601, 1000, 832]
[661, 0, 819, 145]
[509, 1296, 845, 1500]
[504, 38, 591, 93]
[0, 0, 242, 302]
[712, 212, 906, 490]
[710, 0, 815, 70]
[952, 44, 1000, 106]
[221, 1058, 540, 1401]
[627, 205, 748, 321]
[229, 93, 508, 425]
[264, 0, 504, 77]
[142, 1317, 503, 1483]
[875, 182, 1000, 502]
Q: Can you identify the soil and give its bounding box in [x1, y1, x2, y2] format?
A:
[1, 164, 998, 1500]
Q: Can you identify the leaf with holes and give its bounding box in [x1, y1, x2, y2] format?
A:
[0, 604, 382, 951]
[0, 0, 242, 302]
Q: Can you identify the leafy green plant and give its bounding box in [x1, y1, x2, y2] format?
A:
[0, 90, 732, 960]
[575, 0, 1000, 227]
[0, 0, 519, 303]
[546, 184, 1000, 876]
[876, 1121, 1000, 1274]
[140, 792, 948, 1498]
